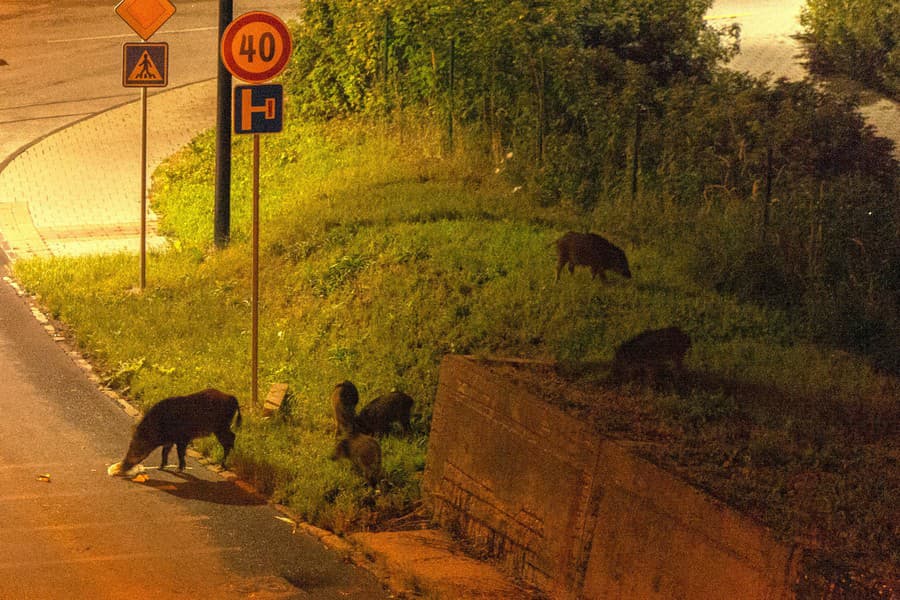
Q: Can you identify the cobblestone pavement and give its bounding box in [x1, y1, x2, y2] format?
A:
[0, 81, 216, 260]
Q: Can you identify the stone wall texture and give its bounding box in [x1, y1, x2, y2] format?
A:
[423, 355, 800, 599]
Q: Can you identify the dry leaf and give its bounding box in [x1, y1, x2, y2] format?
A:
[131, 473, 150, 483]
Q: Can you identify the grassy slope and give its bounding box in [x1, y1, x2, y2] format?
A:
[13, 116, 898, 590]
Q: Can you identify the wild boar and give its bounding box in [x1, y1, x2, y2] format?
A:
[555, 231, 631, 282]
[108, 388, 242, 477]
[331, 380, 360, 438]
[356, 391, 414, 436]
[612, 326, 691, 379]
[331, 433, 382, 487]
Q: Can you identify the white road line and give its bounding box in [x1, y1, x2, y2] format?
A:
[706, 13, 752, 20]
[46, 26, 217, 44]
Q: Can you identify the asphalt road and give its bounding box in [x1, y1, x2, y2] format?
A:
[0, 0, 297, 162]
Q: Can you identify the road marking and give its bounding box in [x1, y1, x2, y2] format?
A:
[0, 547, 242, 569]
[46, 26, 217, 44]
[706, 13, 752, 20]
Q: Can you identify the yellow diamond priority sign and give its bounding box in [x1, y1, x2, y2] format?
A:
[115, 0, 176, 41]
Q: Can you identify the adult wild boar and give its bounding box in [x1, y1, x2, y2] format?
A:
[612, 326, 691, 380]
[555, 231, 631, 282]
[331, 380, 360, 438]
[331, 433, 382, 487]
[356, 391, 414, 436]
[108, 388, 242, 477]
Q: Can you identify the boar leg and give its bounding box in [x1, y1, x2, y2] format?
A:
[160, 444, 173, 469]
[176, 442, 188, 471]
[215, 428, 236, 467]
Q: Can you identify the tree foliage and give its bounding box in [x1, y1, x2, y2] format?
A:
[286, 0, 738, 167]
[284, 0, 900, 371]
[801, 0, 900, 97]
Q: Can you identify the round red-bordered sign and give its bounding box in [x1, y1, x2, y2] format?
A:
[221, 11, 292, 83]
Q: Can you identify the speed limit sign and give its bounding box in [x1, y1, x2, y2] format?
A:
[221, 11, 292, 83]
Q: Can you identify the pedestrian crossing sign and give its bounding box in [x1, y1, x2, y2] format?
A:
[123, 43, 168, 87]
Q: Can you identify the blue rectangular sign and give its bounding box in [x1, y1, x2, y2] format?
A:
[234, 84, 283, 134]
[123, 43, 168, 88]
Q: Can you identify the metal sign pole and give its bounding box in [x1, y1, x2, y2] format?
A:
[140, 84, 148, 289]
[221, 11, 291, 409]
[214, 0, 234, 248]
[116, 0, 175, 289]
[251, 133, 260, 407]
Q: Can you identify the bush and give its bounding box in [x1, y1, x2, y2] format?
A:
[801, 0, 900, 98]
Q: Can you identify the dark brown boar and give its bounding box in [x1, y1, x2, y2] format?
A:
[356, 391, 413, 436]
[108, 388, 242, 477]
[331, 380, 359, 438]
[555, 231, 632, 282]
[612, 326, 691, 379]
[331, 433, 382, 487]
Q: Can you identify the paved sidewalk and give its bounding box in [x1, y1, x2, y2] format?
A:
[0, 79, 217, 261]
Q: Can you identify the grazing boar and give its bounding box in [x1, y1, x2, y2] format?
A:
[331, 380, 360, 438]
[108, 388, 242, 477]
[356, 391, 414, 436]
[331, 433, 382, 487]
[555, 231, 631, 282]
[612, 326, 691, 379]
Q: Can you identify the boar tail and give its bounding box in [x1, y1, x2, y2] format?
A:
[230, 395, 243, 429]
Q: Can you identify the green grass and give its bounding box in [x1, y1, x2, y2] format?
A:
[13, 115, 898, 593]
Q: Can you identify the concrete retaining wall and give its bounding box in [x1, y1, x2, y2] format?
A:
[423, 355, 799, 599]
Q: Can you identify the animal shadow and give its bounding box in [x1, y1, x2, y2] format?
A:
[138, 470, 266, 506]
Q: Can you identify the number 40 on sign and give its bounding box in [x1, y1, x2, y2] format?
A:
[221, 11, 292, 84]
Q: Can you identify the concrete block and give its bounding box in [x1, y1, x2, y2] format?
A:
[263, 382, 289, 417]
[424, 355, 799, 599]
